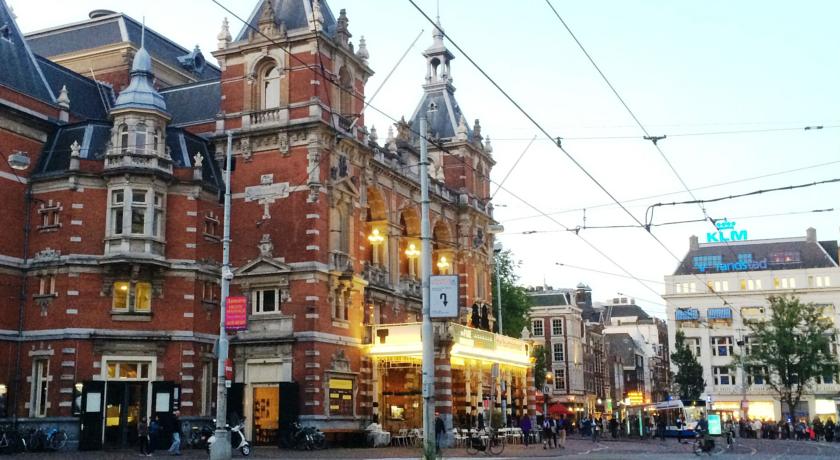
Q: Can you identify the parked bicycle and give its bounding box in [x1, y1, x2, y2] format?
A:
[0, 427, 26, 454]
[465, 428, 504, 456]
[25, 427, 68, 451]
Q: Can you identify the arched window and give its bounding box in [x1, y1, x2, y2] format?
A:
[338, 66, 352, 116]
[134, 123, 147, 153]
[119, 124, 129, 153]
[263, 66, 281, 109]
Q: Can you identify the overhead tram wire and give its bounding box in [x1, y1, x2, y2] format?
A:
[555, 262, 665, 285]
[406, 0, 741, 309]
[542, 0, 803, 297]
[215, 0, 667, 306]
[501, 158, 840, 223]
[506, 207, 835, 235]
[491, 124, 839, 142]
[490, 135, 537, 201]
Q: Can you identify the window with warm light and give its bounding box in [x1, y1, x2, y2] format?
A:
[112, 281, 152, 313]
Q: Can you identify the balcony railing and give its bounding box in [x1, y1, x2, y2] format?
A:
[105, 149, 172, 175]
[399, 275, 421, 298]
[330, 251, 352, 273]
[247, 107, 288, 127]
[363, 263, 390, 289]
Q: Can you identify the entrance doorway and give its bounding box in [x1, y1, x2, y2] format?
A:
[104, 381, 147, 448]
[253, 386, 279, 445]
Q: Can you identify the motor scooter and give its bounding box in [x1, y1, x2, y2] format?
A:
[207, 418, 251, 456]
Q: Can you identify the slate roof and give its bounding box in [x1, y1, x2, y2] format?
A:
[236, 0, 338, 41]
[673, 237, 839, 275]
[0, 0, 55, 104]
[35, 121, 223, 191]
[607, 304, 651, 320]
[528, 291, 573, 307]
[160, 81, 221, 126]
[35, 55, 114, 120]
[26, 13, 220, 82]
[409, 87, 470, 141]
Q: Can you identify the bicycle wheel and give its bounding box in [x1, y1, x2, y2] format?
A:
[692, 438, 703, 456]
[488, 436, 504, 456]
[50, 431, 67, 450]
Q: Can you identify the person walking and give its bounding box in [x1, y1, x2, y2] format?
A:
[657, 416, 666, 441]
[167, 410, 182, 456]
[557, 415, 566, 449]
[520, 414, 532, 447]
[591, 416, 601, 443]
[149, 415, 161, 454]
[138, 416, 151, 456]
[434, 412, 446, 454]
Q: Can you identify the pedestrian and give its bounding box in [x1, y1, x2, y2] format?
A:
[657, 416, 666, 441]
[825, 419, 835, 442]
[167, 410, 182, 456]
[149, 415, 160, 454]
[477, 412, 485, 432]
[542, 416, 552, 449]
[609, 416, 618, 439]
[434, 412, 445, 454]
[139, 416, 151, 456]
[557, 415, 566, 449]
[592, 416, 601, 443]
[676, 416, 684, 443]
[520, 414, 532, 447]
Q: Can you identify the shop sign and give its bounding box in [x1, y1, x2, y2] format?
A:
[225, 296, 248, 331]
[706, 220, 748, 243]
[627, 391, 644, 405]
[453, 324, 495, 350]
[708, 414, 722, 435]
[430, 275, 459, 318]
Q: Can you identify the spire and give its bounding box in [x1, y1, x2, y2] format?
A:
[111, 20, 167, 115]
[217, 17, 232, 48]
[422, 14, 455, 86]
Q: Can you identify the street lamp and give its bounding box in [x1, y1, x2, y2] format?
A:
[367, 228, 384, 265]
[736, 338, 748, 420]
[436, 255, 450, 273]
[405, 242, 420, 277]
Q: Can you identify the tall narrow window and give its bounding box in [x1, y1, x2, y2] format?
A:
[131, 189, 147, 234]
[152, 129, 160, 153]
[263, 67, 281, 109]
[553, 342, 565, 362]
[31, 359, 49, 417]
[338, 66, 352, 116]
[134, 123, 147, 153]
[111, 190, 125, 235]
[153, 193, 164, 237]
[119, 124, 129, 153]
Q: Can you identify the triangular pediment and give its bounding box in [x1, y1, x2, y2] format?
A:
[235, 257, 291, 277]
[332, 176, 359, 198]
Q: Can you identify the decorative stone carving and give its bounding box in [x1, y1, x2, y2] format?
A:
[57, 85, 70, 110]
[309, 0, 324, 32]
[484, 135, 493, 154]
[278, 132, 289, 155]
[193, 152, 204, 168]
[356, 36, 369, 63]
[217, 17, 232, 49]
[307, 136, 322, 203]
[335, 9, 351, 48]
[33, 248, 61, 262]
[258, 234, 274, 258]
[369, 125, 378, 144]
[456, 115, 468, 141]
[69, 140, 81, 171]
[240, 137, 252, 161]
[330, 349, 351, 372]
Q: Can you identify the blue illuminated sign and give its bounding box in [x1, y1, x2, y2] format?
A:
[707, 220, 747, 243]
[696, 258, 768, 273]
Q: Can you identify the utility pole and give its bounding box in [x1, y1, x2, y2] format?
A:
[419, 116, 436, 460]
[210, 132, 233, 460]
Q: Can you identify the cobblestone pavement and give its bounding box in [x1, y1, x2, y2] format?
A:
[7, 437, 840, 459]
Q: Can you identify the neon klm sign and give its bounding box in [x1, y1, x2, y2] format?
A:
[707, 220, 747, 243]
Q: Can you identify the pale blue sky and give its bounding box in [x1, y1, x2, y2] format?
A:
[14, 1, 840, 316]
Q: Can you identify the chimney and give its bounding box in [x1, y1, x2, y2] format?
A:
[806, 227, 817, 243]
[689, 235, 699, 250]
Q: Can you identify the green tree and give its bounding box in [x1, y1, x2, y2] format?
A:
[491, 249, 533, 337]
[740, 296, 839, 419]
[671, 330, 705, 400]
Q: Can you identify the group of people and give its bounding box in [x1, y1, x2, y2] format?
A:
[733, 417, 838, 442]
[137, 410, 184, 456]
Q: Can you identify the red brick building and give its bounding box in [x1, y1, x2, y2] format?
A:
[0, 0, 535, 449]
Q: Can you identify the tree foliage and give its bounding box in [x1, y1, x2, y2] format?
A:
[491, 249, 533, 337]
[671, 330, 705, 400]
[533, 345, 548, 390]
[741, 296, 839, 419]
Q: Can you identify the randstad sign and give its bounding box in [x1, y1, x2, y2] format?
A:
[707, 220, 747, 243]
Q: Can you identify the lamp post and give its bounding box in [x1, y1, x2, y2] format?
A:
[418, 116, 436, 460]
[736, 337, 748, 421]
[544, 371, 553, 423]
[210, 132, 234, 460]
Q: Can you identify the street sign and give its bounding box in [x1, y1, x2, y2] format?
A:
[430, 275, 459, 318]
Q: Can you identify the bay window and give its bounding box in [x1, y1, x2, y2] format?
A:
[112, 281, 153, 313]
[109, 188, 165, 238]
